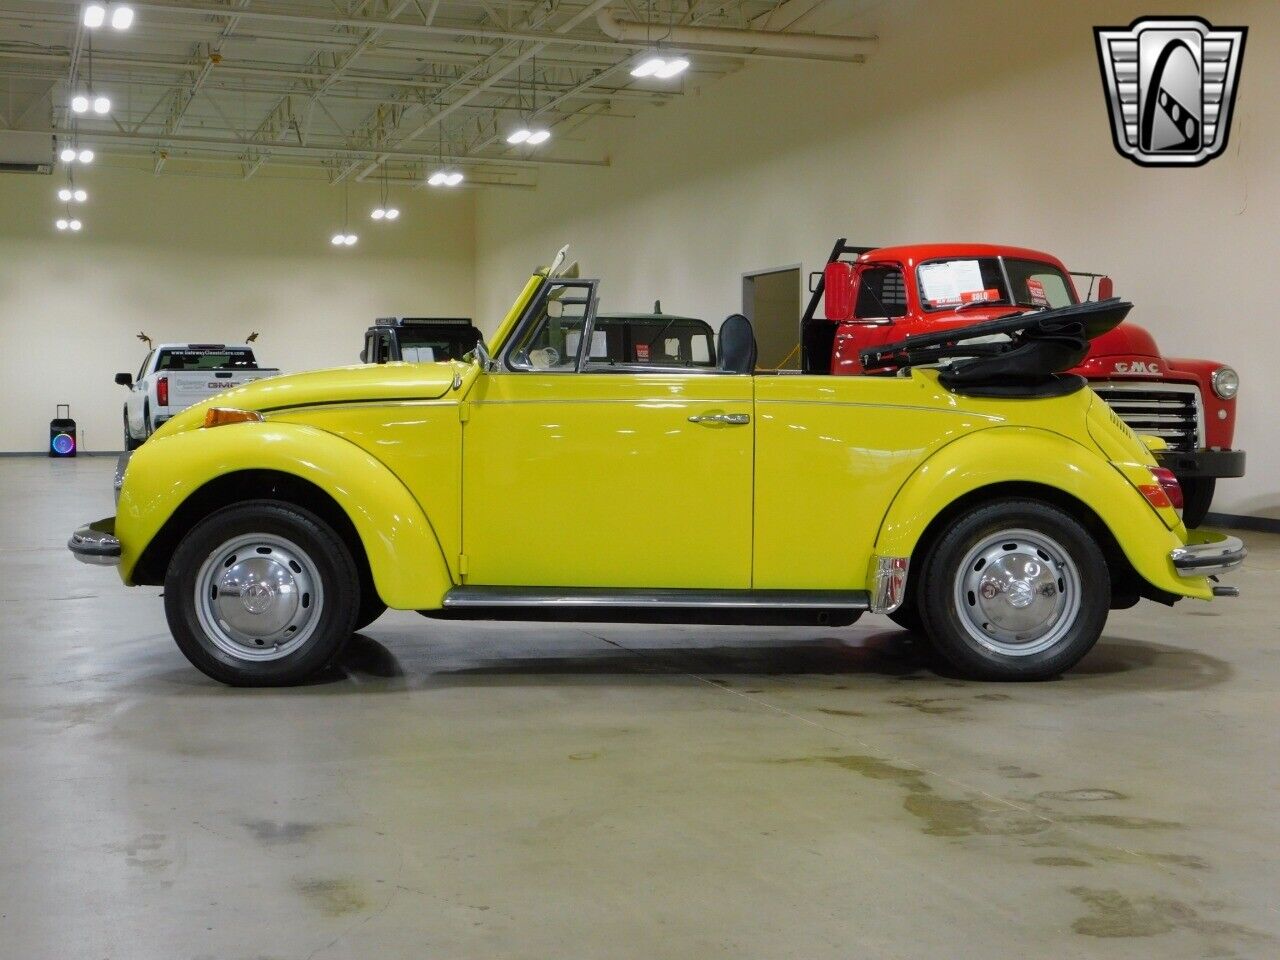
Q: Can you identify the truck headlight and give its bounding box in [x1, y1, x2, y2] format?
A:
[1211, 366, 1239, 400]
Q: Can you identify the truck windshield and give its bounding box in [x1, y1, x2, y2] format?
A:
[156, 348, 258, 371]
[397, 328, 481, 362]
[918, 258, 1077, 311]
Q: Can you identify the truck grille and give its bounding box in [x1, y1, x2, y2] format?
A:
[1091, 382, 1201, 454]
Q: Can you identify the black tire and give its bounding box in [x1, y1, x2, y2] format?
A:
[1180, 477, 1215, 529]
[164, 501, 360, 686]
[353, 591, 387, 632]
[123, 409, 142, 451]
[917, 499, 1110, 681]
[887, 601, 923, 633]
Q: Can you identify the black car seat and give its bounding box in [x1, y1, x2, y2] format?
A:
[718, 314, 757, 374]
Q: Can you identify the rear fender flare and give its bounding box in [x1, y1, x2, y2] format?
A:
[871, 427, 1208, 599]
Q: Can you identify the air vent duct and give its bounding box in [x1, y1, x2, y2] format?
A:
[0, 131, 55, 175]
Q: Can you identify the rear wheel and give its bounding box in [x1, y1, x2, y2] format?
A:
[1180, 477, 1215, 528]
[164, 501, 360, 686]
[123, 409, 142, 451]
[917, 499, 1110, 680]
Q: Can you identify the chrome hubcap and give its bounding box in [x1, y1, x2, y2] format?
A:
[954, 528, 1081, 656]
[194, 534, 323, 662]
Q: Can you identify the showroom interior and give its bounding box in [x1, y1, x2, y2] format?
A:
[1, 0, 1276, 956]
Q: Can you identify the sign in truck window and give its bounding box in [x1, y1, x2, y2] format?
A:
[918, 259, 986, 305]
[155, 349, 258, 371]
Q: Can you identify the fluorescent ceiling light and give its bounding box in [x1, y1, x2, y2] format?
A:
[60, 147, 76, 162]
[526, 129, 551, 145]
[74, 189, 88, 202]
[69, 219, 82, 231]
[110, 5, 134, 30]
[631, 57, 664, 78]
[654, 58, 690, 79]
[427, 171, 446, 186]
[93, 95, 111, 114]
[506, 128, 531, 145]
[71, 94, 90, 113]
[371, 207, 385, 220]
[58, 188, 72, 202]
[78, 149, 94, 163]
[343, 233, 357, 246]
[445, 172, 464, 186]
[83, 4, 106, 28]
[56, 219, 69, 231]
[331, 233, 345, 245]
[384, 208, 400, 220]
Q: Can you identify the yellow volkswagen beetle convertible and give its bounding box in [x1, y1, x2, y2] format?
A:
[69, 251, 1245, 685]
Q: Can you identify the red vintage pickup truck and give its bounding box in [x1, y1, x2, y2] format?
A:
[800, 240, 1244, 526]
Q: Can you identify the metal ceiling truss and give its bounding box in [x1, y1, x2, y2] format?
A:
[0, 0, 869, 183]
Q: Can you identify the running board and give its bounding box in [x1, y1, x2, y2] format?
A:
[441, 586, 870, 610]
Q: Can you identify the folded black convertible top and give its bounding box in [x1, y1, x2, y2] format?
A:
[859, 299, 1133, 398]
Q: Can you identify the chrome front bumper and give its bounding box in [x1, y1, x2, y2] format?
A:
[68, 517, 121, 566]
[1170, 533, 1246, 579]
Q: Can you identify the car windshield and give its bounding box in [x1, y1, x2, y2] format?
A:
[156, 348, 257, 370]
[918, 258, 1077, 311]
[586, 315, 717, 367]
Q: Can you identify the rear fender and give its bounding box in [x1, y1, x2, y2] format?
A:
[872, 427, 1210, 599]
[116, 421, 454, 608]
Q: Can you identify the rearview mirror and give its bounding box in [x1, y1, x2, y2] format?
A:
[359, 348, 368, 363]
[114, 372, 133, 387]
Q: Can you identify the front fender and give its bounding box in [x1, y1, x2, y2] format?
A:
[872, 427, 1210, 600]
[116, 421, 454, 608]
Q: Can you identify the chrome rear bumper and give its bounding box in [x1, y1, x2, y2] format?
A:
[68, 517, 121, 566]
[1170, 533, 1246, 579]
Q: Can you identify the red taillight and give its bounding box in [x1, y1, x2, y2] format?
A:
[156, 376, 169, 407]
[1138, 467, 1183, 511]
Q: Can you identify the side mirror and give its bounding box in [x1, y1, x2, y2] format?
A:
[359, 348, 368, 363]
[471, 339, 497, 371]
[114, 372, 133, 387]
[1097, 276, 1114, 300]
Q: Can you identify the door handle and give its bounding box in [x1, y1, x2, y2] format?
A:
[688, 413, 750, 425]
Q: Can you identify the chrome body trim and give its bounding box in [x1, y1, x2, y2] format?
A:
[442, 586, 870, 610]
[68, 517, 121, 566]
[1170, 534, 1246, 578]
[871, 556, 910, 614]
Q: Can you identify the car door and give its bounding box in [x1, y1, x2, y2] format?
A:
[461, 279, 755, 589]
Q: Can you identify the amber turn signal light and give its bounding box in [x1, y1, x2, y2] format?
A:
[203, 407, 264, 429]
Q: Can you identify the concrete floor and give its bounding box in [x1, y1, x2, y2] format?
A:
[2, 456, 1277, 959]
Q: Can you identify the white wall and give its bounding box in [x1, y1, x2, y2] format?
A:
[476, 0, 1276, 518]
[0, 166, 474, 452]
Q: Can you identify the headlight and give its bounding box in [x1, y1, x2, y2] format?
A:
[1211, 366, 1239, 400]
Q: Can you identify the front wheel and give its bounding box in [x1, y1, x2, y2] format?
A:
[1180, 477, 1215, 529]
[917, 499, 1110, 680]
[164, 501, 360, 686]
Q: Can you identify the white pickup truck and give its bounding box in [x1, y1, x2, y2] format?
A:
[116, 344, 278, 449]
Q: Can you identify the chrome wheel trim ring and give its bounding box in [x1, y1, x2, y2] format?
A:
[953, 527, 1082, 657]
[193, 533, 323, 662]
